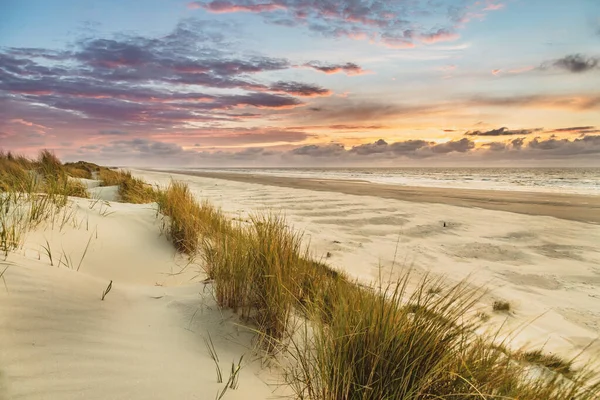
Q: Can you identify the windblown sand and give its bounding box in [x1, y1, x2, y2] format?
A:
[1, 169, 599, 399]
[0, 195, 287, 400]
[134, 170, 600, 367]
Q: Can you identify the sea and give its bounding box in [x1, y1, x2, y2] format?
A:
[185, 168, 600, 196]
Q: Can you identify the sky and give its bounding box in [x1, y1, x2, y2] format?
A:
[1, 0, 600, 167]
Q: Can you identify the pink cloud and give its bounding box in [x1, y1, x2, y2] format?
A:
[484, 2, 505, 11]
[419, 29, 460, 44]
[381, 38, 415, 49]
[304, 62, 370, 76]
[492, 69, 502, 75]
[188, 1, 284, 13]
[9, 119, 50, 133]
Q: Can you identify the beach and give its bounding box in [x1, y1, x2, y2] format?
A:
[155, 170, 600, 223]
[1, 165, 599, 400]
[135, 169, 600, 365]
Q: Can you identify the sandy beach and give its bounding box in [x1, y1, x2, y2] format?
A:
[135, 169, 600, 366]
[155, 170, 600, 224]
[1, 167, 599, 400]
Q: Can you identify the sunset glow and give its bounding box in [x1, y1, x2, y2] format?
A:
[1, 0, 599, 166]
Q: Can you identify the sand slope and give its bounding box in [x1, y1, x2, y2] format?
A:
[134, 169, 600, 367]
[0, 196, 287, 400]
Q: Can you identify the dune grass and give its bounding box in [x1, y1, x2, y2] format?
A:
[517, 349, 575, 377]
[1, 150, 89, 201]
[64, 161, 101, 179]
[98, 169, 158, 204]
[3, 158, 597, 399]
[151, 179, 599, 399]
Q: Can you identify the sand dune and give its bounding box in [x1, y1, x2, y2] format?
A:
[0, 196, 287, 400]
[134, 169, 600, 367]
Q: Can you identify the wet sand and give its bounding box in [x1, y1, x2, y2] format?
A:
[155, 170, 600, 224]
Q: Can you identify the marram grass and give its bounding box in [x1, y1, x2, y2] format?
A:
[155, 180, 599, 399]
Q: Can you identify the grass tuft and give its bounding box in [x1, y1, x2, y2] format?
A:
[493, 300, 511, 312]
[518, 349, 575, 377]
[98, 169, 157, 203]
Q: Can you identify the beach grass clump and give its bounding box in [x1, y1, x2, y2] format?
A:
[517, 349, 574, 377]
[64, 161, 101, 179]
[157, 181, 232, 254]
[98, 169, 157, 204]
[286, 275, 600, 400]
[287, 276, 481, 399]
[1, 150, 89, 200]
[157, 181, 204, 254]
[0, 151, 37, 193]
[201, 212, 306, 345]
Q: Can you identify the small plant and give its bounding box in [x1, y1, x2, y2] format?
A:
[215, 355, 244, 400]
[101, 280, 112, 300]
[493, 300, 511, 312]
[76, 235, 93, 272]
[518, 349, 574, 377]
[42, 239, 54, 266]
[203, 333, 223, 383]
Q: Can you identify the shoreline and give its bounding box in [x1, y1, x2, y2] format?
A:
[152, 170, 600, 224]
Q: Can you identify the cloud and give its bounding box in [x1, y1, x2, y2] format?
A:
[484, 2, 505, 11]
[0, 19, 341, 132]
[98, 129, 129, 135]
[304, 62, 368, 75]
[542, 54, 599, 73]
[63, 134, 600, 167]
[464, 127, 541, 136]
[346, 138, 473, 157]
[419, 29, 460, 44]
[188, 1, 284, 13]
[291, 143, 346, 157]
[548, 126, 599, 134]
[467, 94, 600, 111]
[188, 0, 502, 49]
[431, 138, 474, 153]
[268, 81, 331, 97]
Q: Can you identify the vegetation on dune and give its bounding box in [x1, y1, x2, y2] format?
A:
[2, 152, 598, 399]
[1, 150, 89, 201]
[98, 169, 158, 204]
[154, 179, 599, 399]
[64, 161, 102, 179]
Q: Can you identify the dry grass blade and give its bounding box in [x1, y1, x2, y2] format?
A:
[0, 264, 9, 292]
[101, 280, 112, 301]
[203, 333, 223, 383]
[42, 239, 54, 266]
[76, 234, 93, 271]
